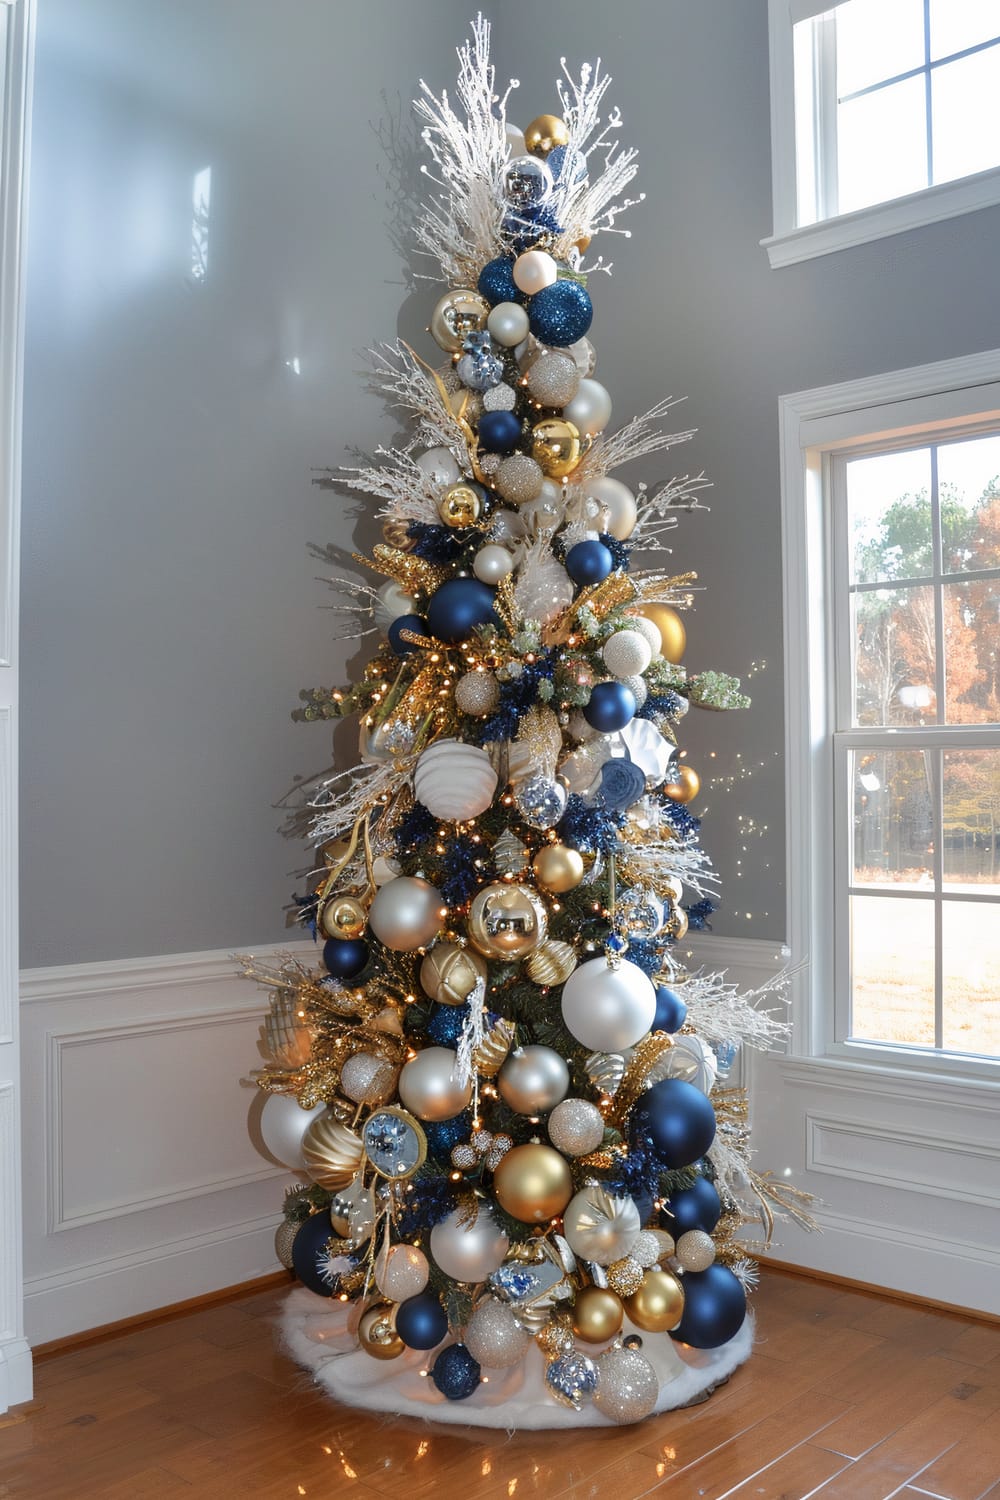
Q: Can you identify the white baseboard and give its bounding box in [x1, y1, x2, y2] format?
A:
[0, 1336, 32, 1409]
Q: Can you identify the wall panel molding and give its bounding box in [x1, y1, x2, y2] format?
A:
[805, 1112, 1000, 1211]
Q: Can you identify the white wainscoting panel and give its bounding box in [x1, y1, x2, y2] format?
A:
[20, 943, 313, 1344]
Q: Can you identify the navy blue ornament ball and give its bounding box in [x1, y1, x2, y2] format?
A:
[565, 539, 613, 586]
[547, 144, 588, 185]
[661, 1175, 722, 1236]
[387, 613, 427, 657]
[478, 255, 522, 306]
[528, 279, 593, 347]
[430, 1342, 482, 1400]
[426, 1002, 468, 1048]
[583, 680, 637, 734]
[291, 1212, 339, 1297]
[395, 1290, 449, 1350]
[653, 984, 688, 1033]
[322, 936, 369, 980]
[670, 1265, 747, 1349]
[632, 1078, 717, 1168]
[477, 409, 522, 454]
[426, 578, 497, 643]
[631, 1189, 655, 1227]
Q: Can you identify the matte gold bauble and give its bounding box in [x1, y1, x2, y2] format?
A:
[319, 895, 367, 941]
[664, 765, 700, 804]
[630, 602, 686, 663]
[358, 1303, 405, 1361]
[524, 113, 570, 157]
[532, 843, 585, 894]
[438, 482, 483, 529]
[492, 1143, 574, 1223]
[420, 941, 488, 1005]
[624, 1269, 685, 1333]
[429, 288, 490, 353]
[467, 882, 548, 958]
[572, 1285, 624, 1344]
[531, 417, 582, 479]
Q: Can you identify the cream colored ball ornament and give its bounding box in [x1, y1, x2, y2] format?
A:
[454, 670, 501, 717]
[397, 1046, 473, 1121]
[463, 1297, 532, 1368]
[563, 379, 613, 438]
[375, 1242, 430, 1301]
[258, 1095, 327, 1171]
[586, 476, 638, 541]
[414, 446, 461, 488]
[419, 941, 488, 1006]
[487, 300, 530, 348]
[512, 249, 558, 296]
[413, 738, 498, 822]
[374, 580, 418, 631]
[563, 1185, 641, 1265]
[603, 629, 653, 680]
[430, 1206, 509, 1282]
[368, 875, 444, 951]
[473, 544, 514, 585]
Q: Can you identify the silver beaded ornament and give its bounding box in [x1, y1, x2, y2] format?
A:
[483, 382, 518, 412]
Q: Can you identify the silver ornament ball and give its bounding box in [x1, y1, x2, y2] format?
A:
[547, 1097, 606, 1157]
[592, 1345, 660, 1424]
[368, 875, 444, 951]
[463, 1297, 532, 1369]
[472, 544, 514, 585]
[430, 1206, 509, 1283]
[515, 774, 568, 830]
[397, 1046, 472, 1121]
[526, 352, 581, 408]
[496, 453, 544, 506]
[561, 956, 657, 1052]
[414, 445, 461, 487]
[487, 301, 530, 348]
[498, 1045, 570, 1115]
[675, 1229, 716, 1272]
[340, 1052, 398, 1105]
[454, 670, 501, 716]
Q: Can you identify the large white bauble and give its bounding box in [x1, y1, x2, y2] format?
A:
[463, 1297, 532, 1368]
[515, 555, 573, 624]
[488, 301, 530, 348]
[413, 738, 498, 822]
[603, 629, 653, 679]
[650, 1033, 719, 1095]
[368, 875, 444, 951]
[586, 476, 638, 541]
[561, 957, 657, 1052]
[498, 1045, 570, 1115]
[563, 379, 612, 438]
[397, 1046, 473, 1121]
[430, 1206, 509, 1282]
[375, 1242, 430, 1301]
[415, 446, 461, 487]
[258, 1095, 327, 1170]
[512, 249, 558, 296]
[473, 544, 514, 585]
[623, 613, 661, 653]
[374, 581, 417, 631]
[563, 1185, 641, 1265]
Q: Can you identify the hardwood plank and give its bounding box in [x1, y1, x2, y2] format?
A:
[657, 1390, 848, 1497]
[716, 1440, 852, 1499]
[917, 1410, 1000, 1500]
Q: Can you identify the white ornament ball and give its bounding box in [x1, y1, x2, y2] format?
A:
[415, 446, 461, 488]
[563, 1187, 641, 1265]
[258, 1095, 326, 1171]
[624, 613, 662, 654]
[463, 1297, 532, 1368]
[454, 670, 500, 717]
[430, 1207, 509, 1283]
[473, 544, 514, 585]
[603, 629, 653, 680]
[622, 674, 649, 710]
[505, 122, 526, 158]
[397, 1046, 472, 1121]
[413, 738, 498, 822]
[368, 875, 444, 951]
[498, 1045, 570, 1115]
[675, 1229, 717, 1272]
[375, 1243, 430, 1301]
[496, 453, 544, 506]
[564, 379, 613, 438]
[512, 249, 558, 296]
[561, 956, 657, 1052]
[547, 1097, 606, 1157]
[487, 301, 530, 348]
[592, 1346, 659, 1424]
[587, 477, 638, 541]
[374, 581, 417, 631]
[526, 351, 580, 408]
[489, 508, 527, 546]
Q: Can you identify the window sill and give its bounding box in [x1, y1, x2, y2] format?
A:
[762, 163, 1000, 268]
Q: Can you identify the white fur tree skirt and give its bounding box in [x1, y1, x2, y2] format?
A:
[279, 1287, 754, 1429]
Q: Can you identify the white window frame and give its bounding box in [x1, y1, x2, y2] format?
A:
[780, 348, 1000, 1087]
[764, 0, 1000, 268]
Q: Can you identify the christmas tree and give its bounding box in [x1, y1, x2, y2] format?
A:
[245, 20, 797, 1427]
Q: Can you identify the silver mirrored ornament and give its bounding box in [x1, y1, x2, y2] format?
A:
[515, 774, 568, 830]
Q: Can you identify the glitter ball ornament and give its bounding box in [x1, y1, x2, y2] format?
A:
[340, 1051, 398, 1105]
[478, 256, 520, 307]
[606, 1255, 645, 1298]
[274, 1219, 297, 1270]
[545, 1351, 599, 1409]
[603, 629, 653, 679]
[496, 452, 544, 506]
[527, 351, 581, 407]
[592, 1345, 659, 1424]
[455, 669, 501, 716]
[675, 1229, 717, 1272]
[529, 280, 594, 347]
[464, 1297, 532, 1368]
[547, 1097, 605, 1156]
[515, 773, 568, 829]
[621, 674, 648, 710]
[375, 1242, 430, 1301]
[482, 382, 518, 414]
[631, 1231, 663, 1270]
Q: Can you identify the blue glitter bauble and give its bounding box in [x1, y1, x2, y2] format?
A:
[528, 279, 593, 347]
[632, 1078, 717, 1169]
[426, 578, 497, 643]
[502, 204, 564, 253]
[478, 255, 522, 306]
[396, 1291, 449, 1350]
[653, 984, 688, 1033]
[477, 409, 522, 454]
[426, 1002, 468, 1048]
[424, 1110, 473, 1162]
[430, 1343, 481, 1400]
[565, 539, 613, 586]
[387, 613, 426, 656]
[669, 1265, 747, 1350]
[661, 1176, 721, 1235]
[291, 1212, 339, 1297]
[322, 937, 369, 980]
[547, 144, 588, 185]
[583, 680, 637, 734]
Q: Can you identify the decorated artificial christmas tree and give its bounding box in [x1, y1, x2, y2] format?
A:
[245, 19, 800, 1427]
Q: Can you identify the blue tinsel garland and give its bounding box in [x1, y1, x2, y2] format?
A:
[480, 651, 557, 743]
[684, 898, 717, 931]
[395, 1175, 459, 1236]
[556, 793, 623, 855]
[406, 523, 466, 562]
[598, 532, 632, 572]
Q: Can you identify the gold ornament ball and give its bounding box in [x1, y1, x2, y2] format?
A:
[438, 482, 483, 529]
[467, 882, 548, 959]
[606, 1255, 645, 1298]
[531, 417, 582, 479]
[524, 113, 570, 157]
[662, 874, 684, 904]
[625, 1269, 685, 1333]
[492, 1143, 574, 1223]
[572, 1285, 624, 1344]
[358, 1303, 405, 1361]
[429, 288, 490, 353]
[420, 941, 488, 1005]
[631, 602, 686, 664]
[532, 843, 585, 894]
[274, 1219, 297, 1270]
[664, 765, 700, 804]
[319, 895, 367, 941]
[665, 903, 689, 941]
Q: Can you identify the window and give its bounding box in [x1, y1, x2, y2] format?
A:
[765, 0, 1000, 266]
[780, 350, 1000, 1078]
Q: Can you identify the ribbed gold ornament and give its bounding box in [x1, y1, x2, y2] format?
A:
[525, 939, 578, 987]
[472, 1016, 517, 1077]
[300, 1114, 363, 1190]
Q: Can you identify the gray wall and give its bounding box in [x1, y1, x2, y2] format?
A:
[20, 0, 1000, 965]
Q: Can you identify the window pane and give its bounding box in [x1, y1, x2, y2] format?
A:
[941, 901, 1000, 1055]
[838, 76, 928, 212]
[854, 585, 937, 727]
[836, 0, 925, 96]
[850, 893, 935, 1045]
[943, 580, 1000, 724]
[930, 0, 1000, 62]
[931, 46, 1000, 184]
[944, 750, 1000, 891]
[847, 447, 933, 584]
[853, 749, 934, 887]
[938, 435, 1000, 573]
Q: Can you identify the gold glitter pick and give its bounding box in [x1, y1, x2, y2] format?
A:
[456, 1189, 481, 1230]
[358, 544, 449, 597]
[749, 1170, 820, 1241]
[541, 573, 636, 645]
[494, 573, 517, 634]
[631, 571, 698, 603]
[606, 1033, 677, 1129]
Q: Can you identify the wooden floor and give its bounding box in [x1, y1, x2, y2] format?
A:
[2, 1269, 999, 1499]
